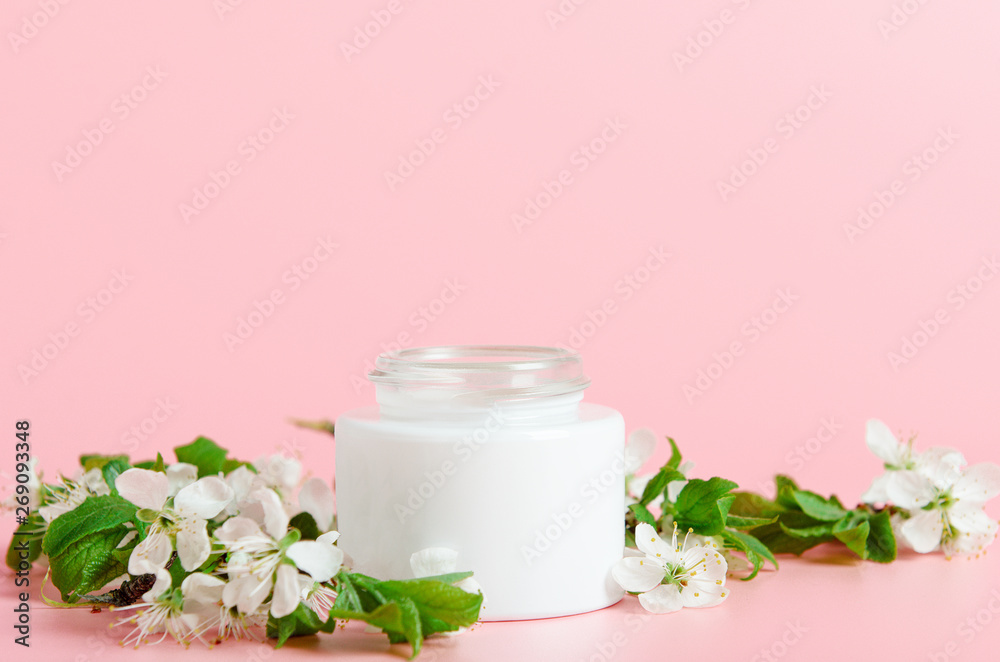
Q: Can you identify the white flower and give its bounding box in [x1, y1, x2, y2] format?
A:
[116, 468, 233, 572]
[112, 573, 226, 647]
[299, 477, 335, 532]
[613, 522, 729, 614]
[297, 575, 338, 623]
[37, 468, 109, 523]
[215, 493, 343, 620]
[860, 419, 918, 503]
[254, 454, 302, 497]
[166, 463, 199, 496]
[223, 465, 266, 518]
[889, 462, 1000, 558]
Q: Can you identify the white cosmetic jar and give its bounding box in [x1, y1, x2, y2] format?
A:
[335, 345, 625, 621]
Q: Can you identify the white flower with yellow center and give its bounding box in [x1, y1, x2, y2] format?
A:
[613, 522, 728, 613]
[116, 468, 234, 573]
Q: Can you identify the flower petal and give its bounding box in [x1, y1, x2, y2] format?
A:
[865, 419, 902, 465]
[916, 447, 966, 490]
[252, 488, 290, 539]
[638, 584, 684, 614]
[176, 518, 211, 571]
[948, 502, 998, 537]
[175, 476, 234, 520]
[181, 573, 225, 604]
[317, 530, 340, 545]
[624, 429, 658, 474]
[115, 468, 169, 511]
[128, 531, 172, 575]
[900, 509, 944, 553]
[952, 462, 1000, 503]
[214, 516, 265, 542]
[287, 541, 344, 583]
[611, 556, 664, 593]
[860, 473, 893, 504]
[410, 547, 458, 578]
[166, 463, 199, 496]
[886, 471, 935, 509]
[142, 568, 172, 602]
[299, 478, 335, 532]
[271, 564, 301, 618]
[634, 523, 674, 561]
[223, 574, 273, 615]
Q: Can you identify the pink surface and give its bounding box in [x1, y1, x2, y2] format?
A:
[2, 0, 999, 659]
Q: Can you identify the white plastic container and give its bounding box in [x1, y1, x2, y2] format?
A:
[336, 345, 625, 621]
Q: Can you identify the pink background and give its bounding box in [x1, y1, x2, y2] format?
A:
[3, 0, 1000, 659]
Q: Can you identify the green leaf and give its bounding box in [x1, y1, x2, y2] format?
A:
[80, 454, 130, 472]
[666, 437, 682, 470]
[793, 490, 848, 522]
[674, 478, 738, 536]
[333, 572, 364, 612]
[628, 503, 656, 527]
[42, 495, 138, 558]
[722, 529, 778, 580]
[750, 520, 834, 556]
[289, 512, 321, 540]
[864, 510, 897, 563]
[729, 491, 786, 519]
[221, 458, 255, 474]
[832, 518, 870, 559]
[780, 521, 836, 539]
[726, 514, 779, 530]
[268, 602, 325, 648]
[174, 437, 230, 477]
[774, 475, 801, 510]
[638, 467, 685, 506]
[417, 571, 474, 585]
[49, 526, 132, 602]
[377, 578, 483, 627]
[101, 458, 132, 495]
[6, 514, 45, 572]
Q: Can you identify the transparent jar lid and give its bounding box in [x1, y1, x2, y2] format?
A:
[368, 345, 590, 404]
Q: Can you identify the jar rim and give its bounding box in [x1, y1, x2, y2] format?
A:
[369, 345, 591, 401]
